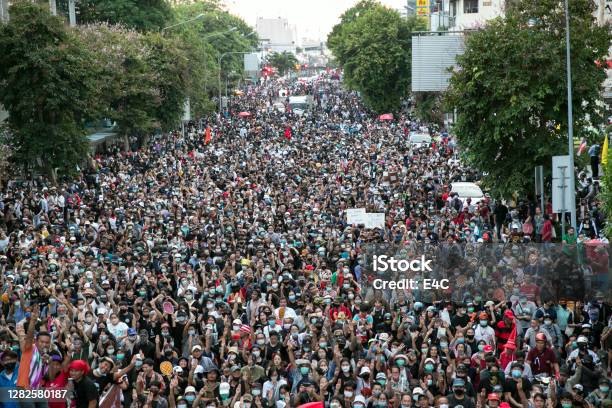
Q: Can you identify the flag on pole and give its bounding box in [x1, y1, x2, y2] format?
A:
[602, 135, 608, 166]
[577, 138, 587, 156]
[205, 126, 212, 145]
[284, 126, 292, 141]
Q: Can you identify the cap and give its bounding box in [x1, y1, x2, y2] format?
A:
[535, 333, 547, 341]
[376, 372, 387, 380]
[296, 359, 309, 366]
[478, 312, 488, 319]
[573, 384, 584, 392]
[231, 365, 241, 372]
[412, 387, 424, 395]
[184, 386, 196, 394]
[504, 309, 514, 319]
[127, 328, 137, 336]
[576, 336, 588, 344]
[359, 366, 371, 375]
[353, 395, 367, 405]
[488, 393, 500, 401]
[233, 319, 242, 325]
[243, 394, 253, 402]
[453, 378, 466, 388]
[220, 382, 230, 393]
[194, 365, 205, 374]
[483, 345, 494, 353]
[191, 345, 202, 352]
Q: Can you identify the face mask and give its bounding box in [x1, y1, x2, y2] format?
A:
[599, 386, 609, 393]
[220, 392, 230, 400]
[511, 369, 522, 379]
[440, 342, 448, 348]
[544, 319, 552, 326]
[135, 360, 143, 368]
[300, 366, 309, 375]
[378, 380, 386, 386]
[561, 403, 572, 408]
[341, 365, 350, 373]
[3, 361, 16, 371]
[252, 389, 261, 396]
[188, 329, 196, 336]
[268, 320, 276, 327]
[272, 283, 278, 289]
[107, 348, 115, 355]
[478, 345, 485, 352]
[116, 353, 125, 360]
[440, 405, 449, 408]
[427, 379, 433, 386]
[319, 342, 327, 348]
[344, 390, 353, 398]
[425, 363, 434, 372]
[253, 351, 260, 358]
[178, 405, 188, 408]
[257, 339, 265, 346]
[100, 335, 108, 342]
[396, 359, 406, 367]
[467, 307, 474, 313]
[479, 320, 488, 327]
[185, 395, 196, 402]
[289, 295, 296, 302]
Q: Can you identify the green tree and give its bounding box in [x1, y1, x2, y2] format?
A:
[77, 0, 174, 32]
[445, 0, 611, 197]
[414, 92, 444, 128]
[266, 51, 299, 76]
[327, 2, 426, 113]
[0, 1, 94, 178]
[76, 24, 160, 142]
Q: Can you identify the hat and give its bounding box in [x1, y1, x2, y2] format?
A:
[376, 372, 387, 380]
[425, 358, 436, 364]
[127, 328, 137, 336]
[412, 387, 425, 395]
[504, 309, 514, 319]
[483, 345, 494, 353]
[228, 346, 238, 355]
[233, 318, 242, 325]
[184, 386, 196, 394]
[453, 378, 466, 388]
[573, 384, 584, 392]
[488, 393, 500, 401]
[194, 365, 205, 374]
[500, 403, 511, 408]
[239, 324, 251, 334]
[69, 360, 90, 375]
[296, 359, 309, 366]
[359, 366, 371, 375]
[576, 336, 588, 344]
[353, 395, 366, 405]
[231, 365, 241, 372]
[243, 394, 253, 402]
[191, 345, 202, 352]
[504, 340, 516, 350]
[478, 312, 488, 319]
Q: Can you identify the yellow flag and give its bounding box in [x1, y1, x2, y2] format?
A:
[602, 135, 608, 166]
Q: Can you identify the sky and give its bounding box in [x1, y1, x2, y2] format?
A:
[222, 0, 410, 42]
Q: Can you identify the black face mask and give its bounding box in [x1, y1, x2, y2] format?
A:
[3, 361, 16, 371]
[455, 389, 465, 396]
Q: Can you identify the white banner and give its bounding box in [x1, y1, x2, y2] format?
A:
[346, 208, 366, 225]
[364, 213, 385, 229]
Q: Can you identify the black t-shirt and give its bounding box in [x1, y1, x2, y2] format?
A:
[503, 378, 532, 402]
[88, 370, 114, 393]
[446, 393, 475, 408]
[451, 313, 470, 328]
[75, 376, 100, 408]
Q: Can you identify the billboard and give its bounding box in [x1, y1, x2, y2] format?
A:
[416, 0, 430, 15]
[412, 34, 465, 92]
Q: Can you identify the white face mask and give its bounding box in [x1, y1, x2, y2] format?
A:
[344, 390, 353, 398]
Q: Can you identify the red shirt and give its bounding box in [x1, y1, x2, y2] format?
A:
[527, 347, 557, 376]
[44, 369, 68, 408]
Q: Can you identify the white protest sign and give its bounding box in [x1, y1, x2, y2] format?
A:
[346, 208, 367, 225]
[364, 213, 385, 229]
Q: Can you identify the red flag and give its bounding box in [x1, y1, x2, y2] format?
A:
[205, 127, 212, 144]
[298, 403, 324, 408]
[284, 127, 292, 141]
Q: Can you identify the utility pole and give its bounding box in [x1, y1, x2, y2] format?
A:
[68, 0, 76, 27]
[49, 0, 57, 16]
[0, 0, 8, 23]
[564, 0, 577, 230]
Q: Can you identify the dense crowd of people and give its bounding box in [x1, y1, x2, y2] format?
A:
[0, 73, 609, 408]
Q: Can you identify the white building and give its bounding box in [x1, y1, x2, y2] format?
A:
[255, 17, 297, 53]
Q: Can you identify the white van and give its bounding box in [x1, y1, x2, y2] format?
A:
[450, 182, 484, 204]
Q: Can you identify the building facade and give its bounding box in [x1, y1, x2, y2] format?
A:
[255, 17, 297, 53]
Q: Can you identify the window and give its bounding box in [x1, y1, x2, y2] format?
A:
[463, 0, 479, 13]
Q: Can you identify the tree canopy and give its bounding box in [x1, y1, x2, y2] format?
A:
[445, 0, 611, 197]
[77, 0, 174, 31]
[327, 1, 426, 113]
[266, 51, 299, 76]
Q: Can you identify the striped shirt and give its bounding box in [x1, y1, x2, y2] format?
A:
[16, 344, 47, 389]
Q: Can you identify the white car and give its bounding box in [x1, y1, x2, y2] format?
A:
[450, 182, 484, 205]
[409, 133, 432, 148]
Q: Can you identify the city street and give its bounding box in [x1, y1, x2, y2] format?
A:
[0, 1, 610, 408]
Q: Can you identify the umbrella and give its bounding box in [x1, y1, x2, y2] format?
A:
[238, 111, 251, 117]
[378, 113, 393, 121]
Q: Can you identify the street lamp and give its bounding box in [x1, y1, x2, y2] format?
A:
[161, 13, 205, 33]
[564, 0, 577, 230]
[202, 26, 237, 40]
